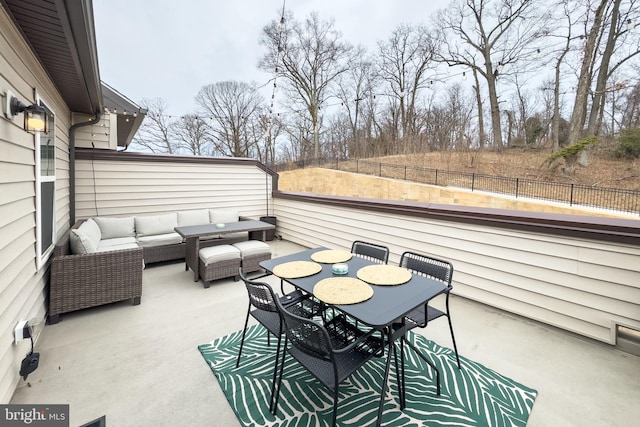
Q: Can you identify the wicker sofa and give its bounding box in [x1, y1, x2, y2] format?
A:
[48, 209, 249, 323]
[49, 226, 143, 324]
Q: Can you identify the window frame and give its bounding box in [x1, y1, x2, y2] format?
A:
[35, 97, 55, 268]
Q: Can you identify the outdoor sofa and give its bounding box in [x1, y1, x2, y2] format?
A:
[48, 209, 249, 323]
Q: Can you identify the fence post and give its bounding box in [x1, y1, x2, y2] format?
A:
[379, 162, 382, 177]
[472, 173, 475, 191]
[356, 159, 359, 174]
[435, 169, 438, 186]
[570, 184, 574, 206]
[516, 178, 519, 199]
[404, 166, 407, 180]
[336, 158, 339, 170]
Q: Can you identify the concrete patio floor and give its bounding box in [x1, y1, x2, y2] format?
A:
[10, 240, 640, 426]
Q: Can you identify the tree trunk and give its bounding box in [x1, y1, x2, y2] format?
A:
[485, 65, 503, 148]
[588, 0, 621, 136]
[473, 68, 486, 149]
[568, 0, 608, 146]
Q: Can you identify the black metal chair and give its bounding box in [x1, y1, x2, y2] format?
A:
[398, 251, 460, 369]
[351, 240, 389, 264]
[236, 269, 323, 413]
[273, 298, 384, 427]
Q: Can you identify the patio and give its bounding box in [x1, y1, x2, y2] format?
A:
[9, 239, 639, 426]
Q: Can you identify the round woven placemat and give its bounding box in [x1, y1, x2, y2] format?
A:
[272, 261, 322, 279]
[310, 249, 353, 264]
[313, 277, 374, 305]
[356, 265, 412, 286]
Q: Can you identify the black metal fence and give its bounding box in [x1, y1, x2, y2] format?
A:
[273, 157, 640, 216]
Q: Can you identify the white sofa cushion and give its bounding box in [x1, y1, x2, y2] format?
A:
[136, 232, 183, 248]
[98, 237, 138, 249]
[96, 242, 140, 253]
[232, 240, 271, 259]
[94, 216, 135, 239]
[135, 213, 178, 237]
[177, 209, 210, 227]
[70, 219, 101, 254]
[209, 209, 239, 225]
[199, 245, 240, 265]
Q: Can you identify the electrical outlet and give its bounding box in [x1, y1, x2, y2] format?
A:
[14, 320, 31, 342]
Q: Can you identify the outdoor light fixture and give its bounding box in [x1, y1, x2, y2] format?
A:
[8, 96, 48, 133]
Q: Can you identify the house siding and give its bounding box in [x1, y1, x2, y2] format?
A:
[0, 8, 71, 403]
[273, 195, 640, 345]
[74, 150, 274, 220]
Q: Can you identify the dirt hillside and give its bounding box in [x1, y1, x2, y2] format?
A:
[368, 148, 640, 191]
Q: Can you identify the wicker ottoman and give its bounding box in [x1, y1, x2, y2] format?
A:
[233, 240, 272, 273]
[198, 245, 241, 288]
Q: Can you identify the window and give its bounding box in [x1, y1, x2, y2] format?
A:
[36, 101, 55, 267]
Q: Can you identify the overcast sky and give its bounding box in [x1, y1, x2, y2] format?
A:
[93, 0, 450, 115]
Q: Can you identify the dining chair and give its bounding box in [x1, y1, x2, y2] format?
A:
[351, 240, 390, 264]
[398, 251, 460, 369]
[272, 297, 384, 427]
[236, 269, 323, 413]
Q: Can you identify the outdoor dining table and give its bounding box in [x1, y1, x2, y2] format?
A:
[175, 220, 275, 281]
[260, 246, 447, 426]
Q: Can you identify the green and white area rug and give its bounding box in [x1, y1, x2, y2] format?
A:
[199, 325, 537, 426]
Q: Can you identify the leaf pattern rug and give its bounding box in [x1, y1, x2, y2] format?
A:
[198, 325, 537, 426]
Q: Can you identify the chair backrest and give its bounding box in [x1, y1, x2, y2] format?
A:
[276, 297, 333, 361]
[399, 251, 453, 288]
[239, 269, 279, 313]
[351, 240, 389, 264]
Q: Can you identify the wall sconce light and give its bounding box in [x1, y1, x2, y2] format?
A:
[4, 92, 47, 133]
[10, 97, 48, 133]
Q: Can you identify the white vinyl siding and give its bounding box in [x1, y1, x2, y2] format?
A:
[74, 158, 272, 220]
[273, 197, 640, 345]
[73, 112, 116, 150]
[0, 7, 71, 403]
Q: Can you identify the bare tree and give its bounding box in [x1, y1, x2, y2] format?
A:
[335, 46, 378, 157]
[130, 98, 178, 153]
[425, 83, 474, 151]
[376, 24, 436, 149]
[172, 115, 212, 156]
[620, 80, 640, 128]
[434, 0, 548, 148]
[567, 0, 609, 146]
[195, 81, 264, 157]
[259, 11, 353, 160]
[587, 0, 640, 136]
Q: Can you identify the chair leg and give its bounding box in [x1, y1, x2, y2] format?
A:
[268, 333, 283, 413]
[392, 341, 405, 410]
[445, 297, 461, 369]
[403, 336, 441, 396]
[447, 315, 461, 369]
[236, 308, 251, 368]
[332, 387, 339, 427]
[399, 340, 407, 409]
[272, 337, 288, 415]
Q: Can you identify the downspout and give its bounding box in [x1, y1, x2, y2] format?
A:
[69, 110, 102, 226]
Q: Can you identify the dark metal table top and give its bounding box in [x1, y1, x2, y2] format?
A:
[175, 220, 275, 239]
[260, 247, 447, 328]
